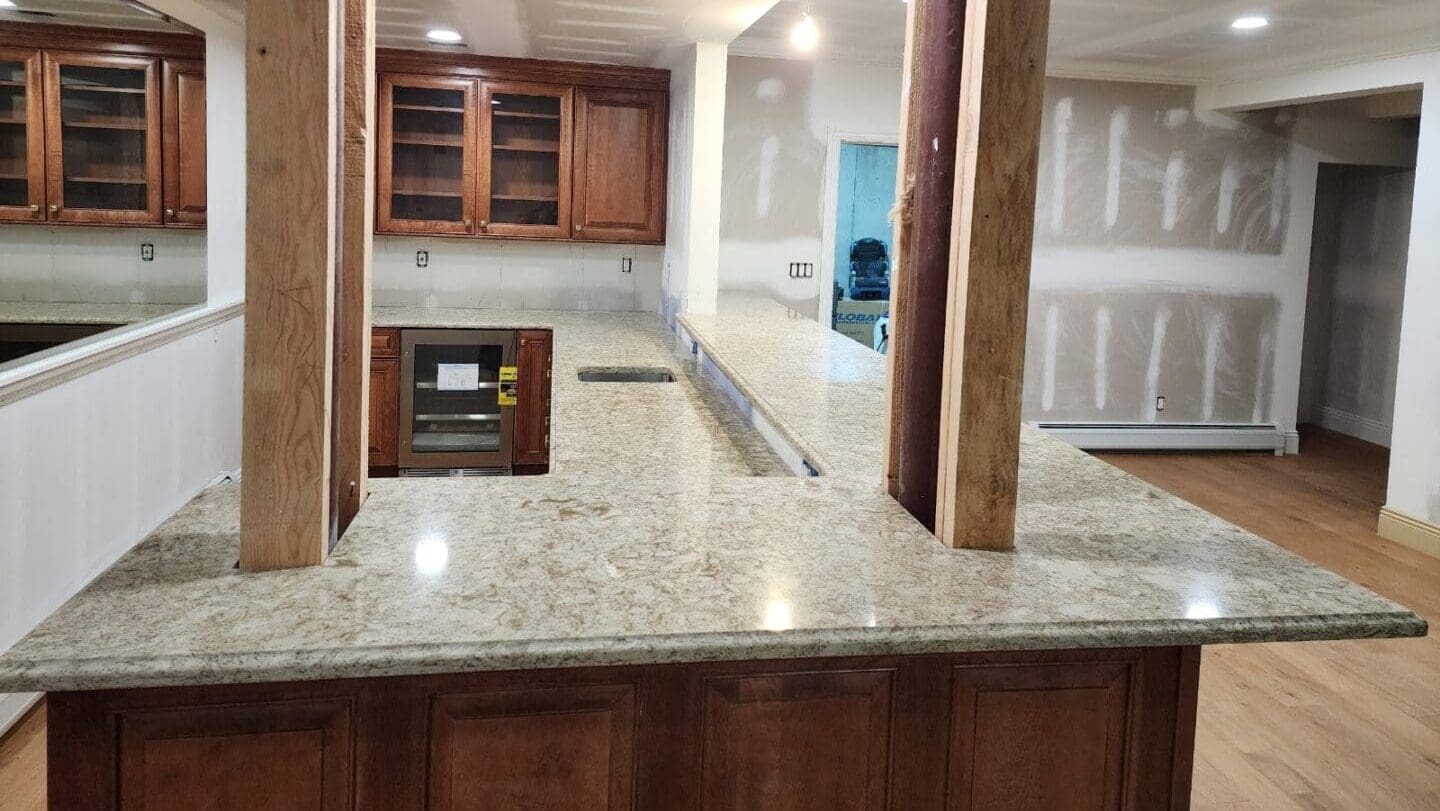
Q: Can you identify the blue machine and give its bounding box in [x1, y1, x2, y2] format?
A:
[847, 238, 891, 301]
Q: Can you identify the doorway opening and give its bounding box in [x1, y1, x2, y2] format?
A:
[820, 137, 898, 352]
[1297, 161, 1415, 449]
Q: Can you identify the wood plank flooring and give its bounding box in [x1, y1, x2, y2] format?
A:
[1099, 426, 1440, 810]
[0, 426, 1434, 808]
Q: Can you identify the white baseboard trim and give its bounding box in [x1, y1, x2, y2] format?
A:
[0, 691, 41, 738]
[1035, 422, 1287, 452]
[1284, 430, 1301, 456]
[1378, 506, 1440, 560]
[1314, 407, 1392, 447]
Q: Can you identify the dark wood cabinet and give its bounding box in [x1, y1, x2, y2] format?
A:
[0, 24, 204, 229]
[0, 47, 45, 222]
[573, 88, 667, 243]
[513, 329, 552, 469]
[376, 74, 476, 235]
[477, 80, 572, 240]
[46, 647, 1201, 810]
[367, 329, 401, 469]
[43, 50, 163, 225]
[161, 58, 205, 226]
[375, 50, 667, 245]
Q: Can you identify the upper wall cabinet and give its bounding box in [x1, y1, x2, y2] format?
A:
[0, 24, 205, 229]
[0, 48, 45, 222]
[376, 51, 668, 245]
[378, 74, 476, 235]
[573, 88, 666, 244]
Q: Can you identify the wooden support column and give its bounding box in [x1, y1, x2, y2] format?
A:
[240, 0, 342, 570]
[934, 0, 1051, 549]
[884, 0, 969, 532]
[333, 0, 375, 536]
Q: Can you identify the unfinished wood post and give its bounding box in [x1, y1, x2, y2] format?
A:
[885, 0, 969, 531]
[333, 0, 376, 537]
[240, 0, 342, 570]
[934, 0, 1051, 549]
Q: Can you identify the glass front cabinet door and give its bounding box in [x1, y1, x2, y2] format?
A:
[0, 48, 45, 222]
[43, 52, 162, 224]
[477, 81, 572, 239]
[377, 74, 477, 235]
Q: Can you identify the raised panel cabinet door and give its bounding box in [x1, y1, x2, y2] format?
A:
[161, 58, 205, 225]
[43, 50, 163, 224]
[369, 356, 400, 468]
[0, 48, 45, 222]
[376, 73, 477, 235]
[513, 329, 552, 466]
[428, 683, 636, 810]
[700, 669, 894, 811]
[115, 699, 353, 811]
[477, 80, 572, 239]
[947, 659, 1135, 811]
[572, 88, 666, 243]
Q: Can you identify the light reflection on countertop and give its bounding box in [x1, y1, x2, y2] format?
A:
[0, 300, 1425, 692]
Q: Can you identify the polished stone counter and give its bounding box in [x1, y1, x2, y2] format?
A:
[0, 300, 189, 325]
[0, 303, 1424, 692]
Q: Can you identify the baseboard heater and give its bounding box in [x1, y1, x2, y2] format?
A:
[1035, 422, 1287, 452]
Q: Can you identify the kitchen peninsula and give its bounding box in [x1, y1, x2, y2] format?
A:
[0, 296, 1424, 809]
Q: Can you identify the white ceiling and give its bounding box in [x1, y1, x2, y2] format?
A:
[23, 0, 1440, 86]
[731, 0, 1440, 85]
[372, 0, 775, 65]
[0, 0, 195, 33]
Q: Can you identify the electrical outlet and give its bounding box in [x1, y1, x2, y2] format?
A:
[1155, 395, 1167, 412]
[140, 242, 154, 262]
[416, 250, 429, 268]
[621, 257, 633, 273]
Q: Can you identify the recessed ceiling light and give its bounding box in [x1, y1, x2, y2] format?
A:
[426, 29, 463, 44]
[790, 13, 819, 51]
[1231, 16, 1269, 30]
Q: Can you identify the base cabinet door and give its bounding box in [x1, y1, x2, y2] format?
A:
[572, 88, 666, 243]
[513, 329, 552, 468]
[368, 358, 399, 468]
[114, 700, 353, 811]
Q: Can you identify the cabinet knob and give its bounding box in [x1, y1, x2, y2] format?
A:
[48, 205, 58, 214]
[576, 224, 584, 232]
[479, 220, 489, 229]
[29, 204, 39, 213]
[166, 208, 175, 219]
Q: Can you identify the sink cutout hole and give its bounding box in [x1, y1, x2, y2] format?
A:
[577, 367, 676, 383]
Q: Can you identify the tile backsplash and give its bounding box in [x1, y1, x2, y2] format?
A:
[374, 236, 663, 312]
[0, 225, 206, 305]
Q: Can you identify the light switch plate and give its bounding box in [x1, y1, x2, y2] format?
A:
[140, 243, 154, 262]
[416, 250, 429, 268]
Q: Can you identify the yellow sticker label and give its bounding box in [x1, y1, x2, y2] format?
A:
[498, 366, 518, 406]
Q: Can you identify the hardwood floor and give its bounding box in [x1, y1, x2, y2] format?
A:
[1098, 426, 1440, 810]
[0, 426, 1433, 808]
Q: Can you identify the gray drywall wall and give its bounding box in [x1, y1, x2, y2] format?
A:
[717, 57, 1420, 429]
[1298, 164, 1415, 444]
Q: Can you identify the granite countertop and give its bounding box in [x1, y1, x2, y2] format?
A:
[0, 300, 190, 325]
[0, 300, 1424, 692]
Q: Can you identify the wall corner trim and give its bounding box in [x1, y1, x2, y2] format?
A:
[0, 301, 245, 409]
[1378, 506, 1440, 560]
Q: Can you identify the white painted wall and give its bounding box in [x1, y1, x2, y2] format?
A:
[719, 56, 904, 316]
[658, 42, 728, 324]
[372, 238, 662, 312]
[1202, 50, 1440, 528]
[0, 0, 247, 729]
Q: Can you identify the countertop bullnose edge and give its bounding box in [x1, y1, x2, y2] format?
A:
[1, 612, 1423, 694]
